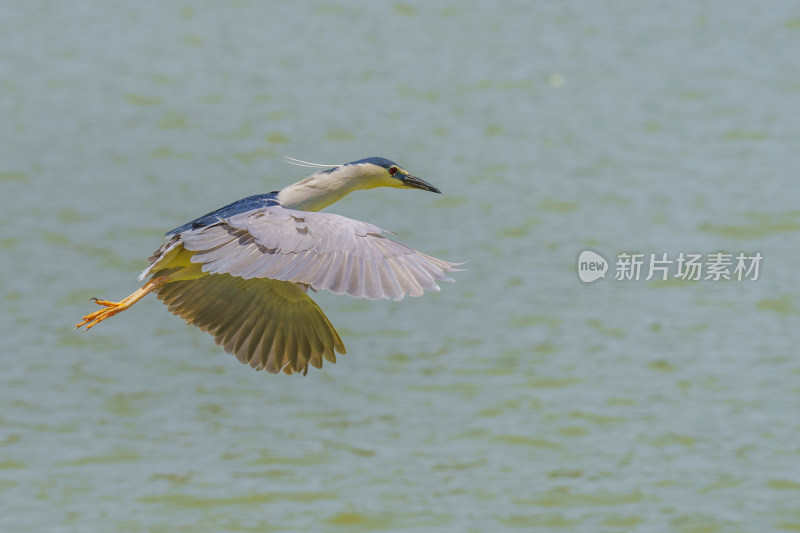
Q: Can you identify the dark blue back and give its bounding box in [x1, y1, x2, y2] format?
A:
[166, 192, 280, 235]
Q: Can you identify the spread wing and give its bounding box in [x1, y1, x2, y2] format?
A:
[178, 205, 459, 300]
[156, 274, 344, 374]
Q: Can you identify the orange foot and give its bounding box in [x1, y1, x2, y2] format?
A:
[76, 298, 130, 331]
[75, 276, 169, 332]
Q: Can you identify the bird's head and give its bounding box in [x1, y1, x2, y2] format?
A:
[335, 157, 442, 194]
[279, 156, 441, 212]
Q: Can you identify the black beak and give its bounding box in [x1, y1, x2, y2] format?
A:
[401, 174, 441, 194]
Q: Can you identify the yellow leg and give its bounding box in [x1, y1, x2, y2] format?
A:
[76, 276, 169, 331]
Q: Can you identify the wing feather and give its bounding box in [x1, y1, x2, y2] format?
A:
[156, 274, 344, 374]
[376, 258, 404, 301]
[175, 205, 458, 300]
[361, 258, 380, 300]
[385, 256, 424, 297]
[228, 312, 262, 359]
[268, 323, 286, 373]
[184, 226, 238, 250]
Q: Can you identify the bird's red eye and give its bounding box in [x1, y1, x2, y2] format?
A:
[389, 166, 398, 176]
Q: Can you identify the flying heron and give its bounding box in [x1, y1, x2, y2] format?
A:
[76, 157, 459, 374]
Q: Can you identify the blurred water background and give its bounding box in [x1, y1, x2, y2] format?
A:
[2, 1, 800, 531]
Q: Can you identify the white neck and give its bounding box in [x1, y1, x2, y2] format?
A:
[276, 166, 383, 212]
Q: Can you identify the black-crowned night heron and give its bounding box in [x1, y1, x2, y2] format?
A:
[77, 157, 459, 374]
